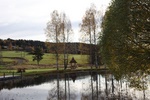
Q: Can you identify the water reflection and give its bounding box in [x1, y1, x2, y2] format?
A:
[46, 71, 150, 100]
[0, 71, 150, 100]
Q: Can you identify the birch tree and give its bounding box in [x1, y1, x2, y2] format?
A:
[45, 10, 61, 70]
[80, 4, 102, 67]
[45, 10, 73, 70]
[60, 13, 73, 69]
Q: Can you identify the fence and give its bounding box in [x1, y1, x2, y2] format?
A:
[0, 72, 23, 81]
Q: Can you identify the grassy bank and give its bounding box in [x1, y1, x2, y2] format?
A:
[0, 66, 105, 77]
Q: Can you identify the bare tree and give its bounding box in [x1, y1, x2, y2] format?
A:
[45, 10, 73, 70]
[60, 13, 73, 69]
[45, 10, 61, 70]
[79, 4, 102, 67]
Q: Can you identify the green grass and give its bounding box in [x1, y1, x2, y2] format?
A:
[25, 53, 89, 65]
[2, 51, 26, 57]
[0, 65, 5, 69]
[0, 69, 16, 76]
[0, 66, 101, 76]
[1, 51, 89, 65]
[0, 69, 54, 76]
[0, 51, 103, 77]
[3, 58, 14, 62]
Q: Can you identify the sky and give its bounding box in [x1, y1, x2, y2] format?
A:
[0, 0, 111, 42]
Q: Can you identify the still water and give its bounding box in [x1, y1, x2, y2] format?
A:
[0, 71, 150, 100]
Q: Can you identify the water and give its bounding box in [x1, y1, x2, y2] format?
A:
[0, 71, 150, 100]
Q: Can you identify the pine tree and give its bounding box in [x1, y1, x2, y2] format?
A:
[32, 47, 44, 65]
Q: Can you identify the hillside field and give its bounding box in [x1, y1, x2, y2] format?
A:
[1, 51, 89, 65]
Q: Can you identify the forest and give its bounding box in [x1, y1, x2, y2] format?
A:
[0, 38, 95, 55]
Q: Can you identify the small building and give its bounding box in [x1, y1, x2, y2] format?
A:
[69, 57, 77, 69]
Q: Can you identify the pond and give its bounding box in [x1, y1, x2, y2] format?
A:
[0, 71, 150, 100]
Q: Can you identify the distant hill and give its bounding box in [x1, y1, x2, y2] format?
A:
[0, 38, 96, 55]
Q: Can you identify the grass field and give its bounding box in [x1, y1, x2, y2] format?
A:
[0, 51, 91, 76]
[1, 51, 89, 65]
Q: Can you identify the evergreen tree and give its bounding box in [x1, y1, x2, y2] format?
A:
[100, 0, 150, 76]
[32, 47, 44, 65]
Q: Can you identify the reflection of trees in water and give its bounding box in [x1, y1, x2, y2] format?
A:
[47, 85, 66, 100]
[127, 70, 149, 100]
[108, 60, 150, 100]
[0, 71, 149, 100]
[81, 72, 105, 100]
[128, 70, 148, 91]
[0, 74, 57, 90]
[112, 70, 150, 100]
[80, 71, 139, 100]
[47, 73, 77, 100]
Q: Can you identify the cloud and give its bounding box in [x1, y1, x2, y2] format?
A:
[0, 0, 111, 42]
[0, 30, 46, 41]
[0, 22, 42, 33]
[0, 21, 46, 41]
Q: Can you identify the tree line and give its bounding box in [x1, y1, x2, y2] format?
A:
[100, 0, 150, 79]
[45, 4, 102, 69]
[1, 0, 149, 73]
[0, 38, 95, 54]
[0, 4, 102, 69]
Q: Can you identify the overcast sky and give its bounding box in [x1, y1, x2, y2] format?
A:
[0, 0, 111, 42]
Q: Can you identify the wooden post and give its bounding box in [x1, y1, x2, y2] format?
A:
[12, 72, 14, 78]
[3, 73, 5, 80]
[21, 71, 22, 79]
